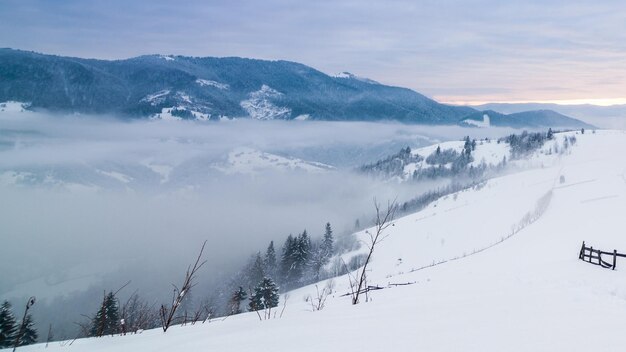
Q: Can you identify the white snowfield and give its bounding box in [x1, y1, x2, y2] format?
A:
[240, 85, 292, 120]
[0, 101, 31, 112]
[212, 147, 333, 175]
[22, 130, 626, 352]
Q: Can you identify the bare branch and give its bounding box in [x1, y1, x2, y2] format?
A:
[160, 240, 207, 332]
[351, 198, 397, 305]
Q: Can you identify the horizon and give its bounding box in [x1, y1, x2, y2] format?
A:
[1, 0, 624, 106]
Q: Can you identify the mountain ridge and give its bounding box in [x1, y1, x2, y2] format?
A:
[0, 48, 591, 128]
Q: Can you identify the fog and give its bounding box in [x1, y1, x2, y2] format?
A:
[0, 110, 516, 337]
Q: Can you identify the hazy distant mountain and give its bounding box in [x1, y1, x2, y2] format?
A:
[477, 103, 625, 128]
[0, 48, 475, 123]
[460, 109, 594, 129]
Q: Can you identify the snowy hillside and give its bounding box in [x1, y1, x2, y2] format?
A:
[212, 147, 333, 175]
[21, 130, 626, 351]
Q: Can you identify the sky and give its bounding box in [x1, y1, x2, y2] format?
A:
[0, 0, 625, 105]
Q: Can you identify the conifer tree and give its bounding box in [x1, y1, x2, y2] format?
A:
[264, 241, 277, 280]
[292, 230, 311, 285]
[321, 223, 334, 264]
[248, 252, 266, 288]
[308, 223, 336, 283]
[230, 287, 247, 314]
[279, 234, 296, 286]
[0, 300, 17, 348]
[90, 292, 121, 337]
[15, 314, 37, 346]
[248, 277, 279, 318]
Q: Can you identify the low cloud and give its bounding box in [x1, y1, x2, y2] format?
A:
[0, 111, 516, 336]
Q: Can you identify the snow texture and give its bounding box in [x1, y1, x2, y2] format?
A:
[240, 85, 291, 120]
[213, 147, 333, 175]
[195, 79, 229, 90]
[0, 101, 30, 112]
[22, 130, 626, 352]
[141, 90, 171, 106]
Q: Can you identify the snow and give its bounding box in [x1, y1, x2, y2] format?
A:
[176, 92, 192, 104]
[398, 135, 568, 181]
[140, 160, 173, 184]
[463, 113, 491, 127]
[213, 147, 333, 175]
[21, 130, 626, 351]
[149, 107, 212, 121]
[470, 139, 509, 166]
[294, 114, 310, 121]
[399, 138, 510, 181]
[0, 101, 31, 112]
[0, 171, 99, 192]
[157, 55, 175, 61]
[333, 72, 379, 84]
[240, 85, 292, 120]
[96, 170, 133, 184]
[0, 170, 35, 186]
[334, 72, 353, 79]
[150, 107, 182, 121]
[195, 79, 229, 90]
[141, 90, 171, 106]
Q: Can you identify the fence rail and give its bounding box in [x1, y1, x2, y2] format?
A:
[578, 241, 626, 270]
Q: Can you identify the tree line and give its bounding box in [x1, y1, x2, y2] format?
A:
[76, 222, 336, 338]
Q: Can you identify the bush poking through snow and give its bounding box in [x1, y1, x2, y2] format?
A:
[348, 199, 397, 305]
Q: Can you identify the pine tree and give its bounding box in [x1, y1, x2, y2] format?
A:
[230, 287, 247, 314]
[291, 230, 311, 285]
[264, 241, 277, 280]
[248, 252, 266, 288]
[248, 286, 263, 312]
[321, 223, 334, 264]
[0, 301, 17, 348]
[259, 278, 279, 310]
[248, 277, 279, 317]
[279, 234, 296, 286]
[15, 314, 37, 346]
[90, 292, 121, 337]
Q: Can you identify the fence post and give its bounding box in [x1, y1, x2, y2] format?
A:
[579, 241, 585, 259]
[613, 250, 617, 270]
[589, 247, 593, 263]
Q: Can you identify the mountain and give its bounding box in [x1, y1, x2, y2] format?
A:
[0, 48, 475, 123]
[477, 102, 626, 129]
[460, 109, 594, 129]
[0, 48, 594, 128]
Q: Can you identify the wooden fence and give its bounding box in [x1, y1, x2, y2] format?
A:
[578, 241, 626, 270]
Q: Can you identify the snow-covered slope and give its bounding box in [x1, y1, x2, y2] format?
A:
[0, 101, 31, 112]
[22, 130, 626, 351]
[240, 85, 292, 120]
[213, 147, 333, 175]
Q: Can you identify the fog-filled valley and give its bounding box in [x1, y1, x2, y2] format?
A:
[0, 109, 522, 339]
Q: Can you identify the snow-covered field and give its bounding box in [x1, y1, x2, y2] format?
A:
[19, 130, 626, 351]
[213, 147, 333, 175]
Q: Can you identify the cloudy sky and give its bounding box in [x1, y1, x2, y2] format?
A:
[1, 0, 625, 105]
